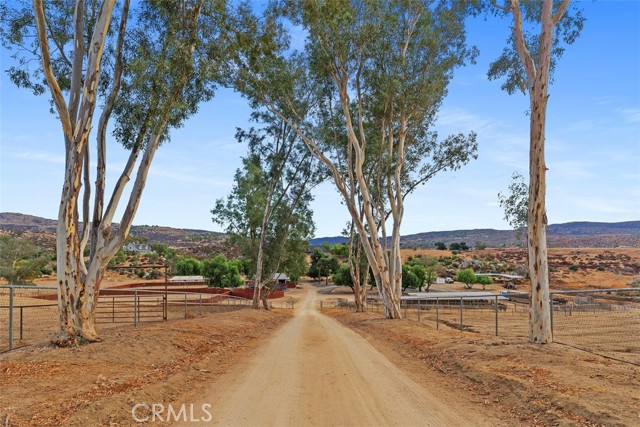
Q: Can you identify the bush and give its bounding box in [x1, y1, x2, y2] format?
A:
[146, 269, 163, 280]
[202, 254, 243, 288]
[569, 264, 579, 272]
[456, 269, 476, 289]
[475, 275, 493, 290]
[175, 258, 202, 276]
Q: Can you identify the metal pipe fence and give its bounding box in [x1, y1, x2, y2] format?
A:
[1, 285, 293, 352]
[321, 288, 640, 364]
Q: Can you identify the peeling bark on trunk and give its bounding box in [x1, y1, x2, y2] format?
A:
[509, 0, 570, 343]
[527, 87, 552, 343]
[33, 0, 201, 345]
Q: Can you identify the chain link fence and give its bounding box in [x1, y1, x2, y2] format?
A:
[322, 288, 640, 364]
[1, 285, 294, 352]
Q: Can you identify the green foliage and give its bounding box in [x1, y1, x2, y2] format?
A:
[175, 258, 202, 276]
[309, 248, 339, 283]
[0, 236, 50, 284]
[318, 256, 340, 281]
[146, 269, 163, 280]
[457, 269, 477, 289]
[488, 1, 585, 95]
[332, 263, 353, 289]
[569, 264, 579, 272]
[475, 275, 493, 290]
[211, 111, 321, 286]
[114, 249, 127, 265]
[498, 172, 528, 241]
[202, 254, 243, 288]
[150, 243, 170, 257]
[475, 241, 487, 250]
[402, 262, 427, 292]
[476, 275, 493, 285]
[228, 2, 480, 301]
[146, 251, 160, 264]
[407, 256, 441, 292]
[449, 242, 470, 251]
[328, 243, 350, 258]
[434, 242, 447, 250]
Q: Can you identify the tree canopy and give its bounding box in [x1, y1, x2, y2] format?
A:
[228, 0, 479, 318]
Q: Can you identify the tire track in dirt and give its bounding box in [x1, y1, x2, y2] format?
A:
[182, 286, 490, 427]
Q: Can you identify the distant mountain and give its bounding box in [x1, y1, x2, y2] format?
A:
[311, 221, 640, 249]
[309, 236, 348, 246]
[0, 212, 226, 257]
[3, 213, 639, 250]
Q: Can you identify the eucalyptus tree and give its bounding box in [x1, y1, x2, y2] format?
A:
[212, 113, 321, 309]
[489, 0, 584, 343]
[0, 0, 228, 345]
[230, 0, 478, 318]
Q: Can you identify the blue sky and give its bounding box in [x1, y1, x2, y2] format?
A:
[1, 1, 639, 238]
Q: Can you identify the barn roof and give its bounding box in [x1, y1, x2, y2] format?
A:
[402, 291, 507, 301]
[475, 273, 524, 279]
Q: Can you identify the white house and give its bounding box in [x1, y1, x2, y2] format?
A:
[123, 243, 152, 253]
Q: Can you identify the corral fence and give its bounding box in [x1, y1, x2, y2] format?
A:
[1, 285, 294, 353]
[321, 288, 640, 365]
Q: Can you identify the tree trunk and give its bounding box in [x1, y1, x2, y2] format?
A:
[509, 0, 564, 344]
[54, 150, 101, 345]
[527, 92, 552, 343]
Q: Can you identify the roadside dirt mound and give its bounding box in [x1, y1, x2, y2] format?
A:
[328, 309, 640, 427]
[0, 309, 291, 427]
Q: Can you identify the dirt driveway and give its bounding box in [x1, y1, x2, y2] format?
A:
[183, 285, 492, 427]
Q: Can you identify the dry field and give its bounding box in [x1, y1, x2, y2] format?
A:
[0, 307, 292, 426]
[327, 308, 640, 427]
[401, 247, 640, 290]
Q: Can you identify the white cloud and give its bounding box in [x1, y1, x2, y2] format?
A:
[149, 167, 232, 188]
[14, 151, 65, 164]
[617, 108, 640, 124]
[548, 160, 595, 180]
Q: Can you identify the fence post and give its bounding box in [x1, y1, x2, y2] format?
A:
[199, 294, 202, 317]
[134, 291, 139, 327]
[163, 294, 168, 320]
[549, 292, 554, 339]
[494, 295, 498, 336]
[20, 306, 24, 340]
[436, 298, 439, 330]
[112, 297, 115, 323]
[417, 299, 421, 322]
[184, 293, 188, 319]
[8, 286, 14, 350]
[459, 296, 463, 331]
[403, 300, 407, 318]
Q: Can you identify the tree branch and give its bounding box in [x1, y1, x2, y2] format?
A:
[552, 0, 572, 26]
[68, 0, 84, 124]
[510, 0, 537, 86]
[33, 0, 73, 141]
[490, 0, 511, 13]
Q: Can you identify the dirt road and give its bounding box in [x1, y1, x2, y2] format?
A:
[183, 286, 489, 427]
